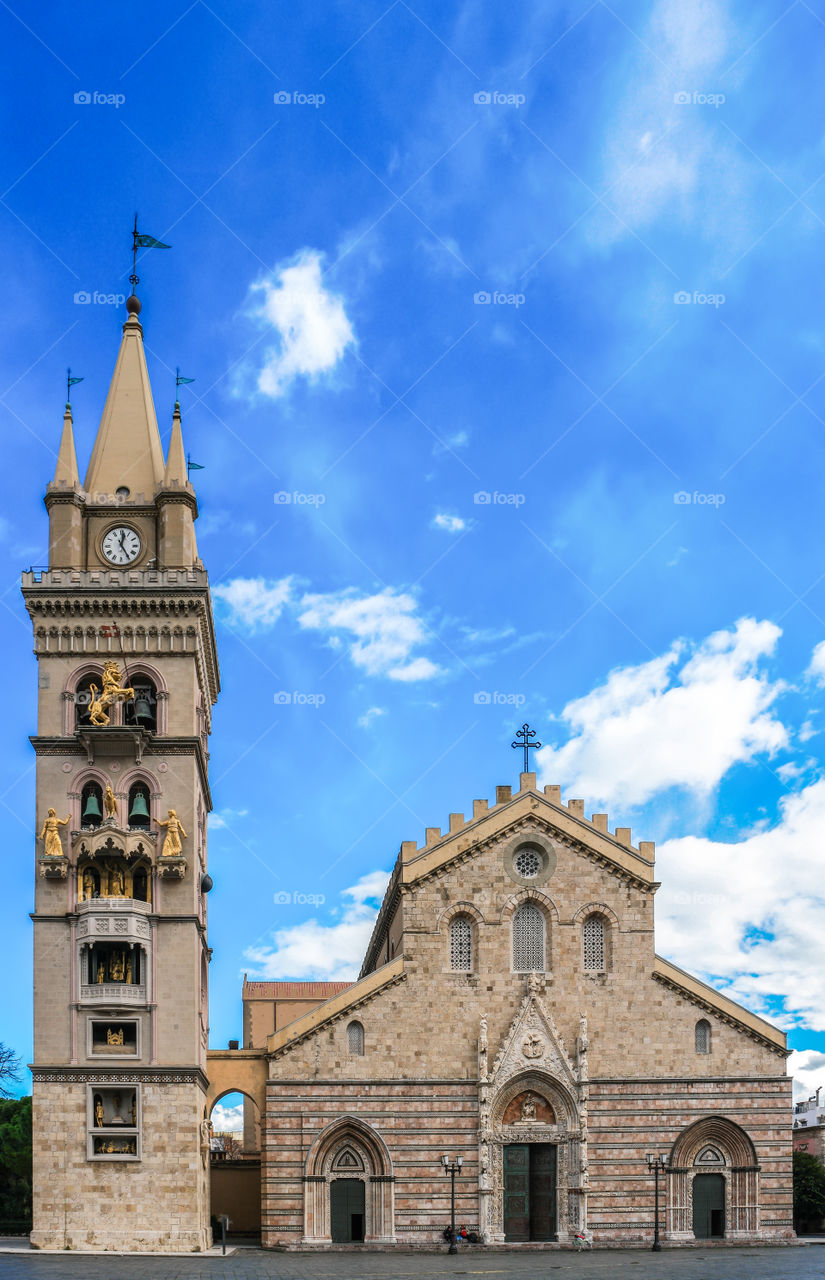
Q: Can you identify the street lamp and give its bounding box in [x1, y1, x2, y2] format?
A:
[645, 1152, 668, 1251]
[442, 1153, 464, 1253]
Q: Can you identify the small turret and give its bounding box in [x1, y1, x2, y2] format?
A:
[45, 402, 84, 568]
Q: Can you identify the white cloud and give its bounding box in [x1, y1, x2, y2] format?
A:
[358, 706, 386, 729]
[432, 513, 466, 534]
[243, 870, 390, 981]
[594, 0, 754, 251]
[212, 576, 293, 631]
[211, 1102, 244, 1132]
[249, 250, 355, 397]
[537, 618, 786, 808]
[432, 430, 468, 456]
[807, 641, 825, 685]
[789, 1050, 825, 1103]
[297, 587, 443, 681]
[656, 780, 825, 1030]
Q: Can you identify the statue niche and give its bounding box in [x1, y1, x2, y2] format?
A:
[502, 1091, 556, 1126]
[77, 853, 150, 903]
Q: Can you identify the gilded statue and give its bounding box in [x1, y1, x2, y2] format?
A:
[109, 951, 126, 982]
[158, 809, 187, 858]
[82, 869, 97, 901]
[103, 783, 118, 819]
[105, 861, 126, 897]
[94, 1096, 104, 1128]
[39, 808, 71, 858]
[131, 1096, 137, 1127]
[107, 1027, 124, 1046]
[87, 661, 135, 727]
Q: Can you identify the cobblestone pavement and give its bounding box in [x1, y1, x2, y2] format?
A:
[0, 1243, 823, 1280]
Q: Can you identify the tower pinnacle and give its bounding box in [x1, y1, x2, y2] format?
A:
[53, 402, 80, 489]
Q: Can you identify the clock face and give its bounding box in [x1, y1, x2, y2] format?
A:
[102, 526, 142, 565]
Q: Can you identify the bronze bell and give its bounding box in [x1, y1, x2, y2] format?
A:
[83, 791, 102, 822]
[128, 791, 150, 823]
[132, 692, 153, 723]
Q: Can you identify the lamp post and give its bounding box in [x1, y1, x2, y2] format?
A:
[645, 1152, 667, 1251]
[442, 1153, 463, 1253]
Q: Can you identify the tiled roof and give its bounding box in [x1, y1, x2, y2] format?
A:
[242, 981, 352, 999]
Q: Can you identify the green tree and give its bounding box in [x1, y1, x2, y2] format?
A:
[793, 1150, 825, 1233]
[0, 1096, 32, 1231]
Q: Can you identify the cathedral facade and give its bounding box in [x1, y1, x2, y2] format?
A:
[25, 295, 793, 1250]
[254, 780, 794, 1247]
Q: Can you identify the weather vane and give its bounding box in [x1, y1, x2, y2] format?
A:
[66, 368, 83, 404]
[511, 722, 541, 773]
[176, 367, 195, 390]
[129, 214, 171, 292]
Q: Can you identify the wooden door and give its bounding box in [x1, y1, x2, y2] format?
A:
[693, 1173, 725, 1239]
[503, 1144, 530, 1241]
[529, 1144, 557, 1240]
[330, 1178, 365, 1242]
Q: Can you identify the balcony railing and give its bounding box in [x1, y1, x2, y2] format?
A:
[80, 984, 147, 1005]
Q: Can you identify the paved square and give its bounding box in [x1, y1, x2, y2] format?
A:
[0, 1244, 823, 1280]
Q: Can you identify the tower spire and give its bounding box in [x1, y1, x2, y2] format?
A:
[83, 297, 165, 500]
[53, 402, 80, 489]
[163, 400, 188, 486]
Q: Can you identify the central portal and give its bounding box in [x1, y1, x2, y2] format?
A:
[503, 1143, 558, 1241]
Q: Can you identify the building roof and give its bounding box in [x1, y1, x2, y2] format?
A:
[243, 980, 352, 999]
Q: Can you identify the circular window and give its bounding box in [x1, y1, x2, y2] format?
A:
[115, 486, 131, 498]
[514, 848, 541, 878]
[503, 835, 556, 886]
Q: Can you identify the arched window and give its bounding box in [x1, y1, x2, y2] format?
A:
[127, 782, 151, 830]
[80, 780, 103, 829]
[75, 674, 101, 728]
[695, 1019, 711, 1054]
[449, 915, 472, 972]
[582, 914, 606, 971]
[347, 1021, 364, 1056]
[124, 678, 158, 732]
[512, 902, 545, 972]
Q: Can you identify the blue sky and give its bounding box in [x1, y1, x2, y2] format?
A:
[2, 0, 825, 1101]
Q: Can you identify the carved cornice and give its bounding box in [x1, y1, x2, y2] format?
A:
[31, 1065, 209, 1088]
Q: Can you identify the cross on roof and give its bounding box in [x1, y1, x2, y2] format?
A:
[511, 722, 541, 773]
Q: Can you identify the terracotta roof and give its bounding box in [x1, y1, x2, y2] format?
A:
[243, 981, 352, 999]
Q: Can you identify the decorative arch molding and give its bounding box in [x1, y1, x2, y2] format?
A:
[499, 887, 560, 926]
[303, 1116, 396, 1245]
[670, 1115, 757, 1169]
[492, 1068, 578, 1131]
[118, 766, 163, 820]
[305, 1114, 393, 1179]
[572, 901, 619, 928]
[667, 1116, 759, 1241]
[436, 900, 487, 930]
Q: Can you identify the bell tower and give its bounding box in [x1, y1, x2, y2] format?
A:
[24, 292, 220, 1251]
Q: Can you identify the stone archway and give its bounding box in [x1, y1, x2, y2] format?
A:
[303, 1116, 395, 1244]
[668, 1116, 759, 1241]
[485, 1072, 581, 1245]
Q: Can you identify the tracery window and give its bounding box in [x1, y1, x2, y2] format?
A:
[449, 915, 472, 972]
[582, 914, 606, 971]
[695, 1018, 711, 1054]
[347, 1020, 364, 1056]
[512, 902, 545, 972]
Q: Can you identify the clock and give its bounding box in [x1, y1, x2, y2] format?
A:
[101, 526, 142, 566]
